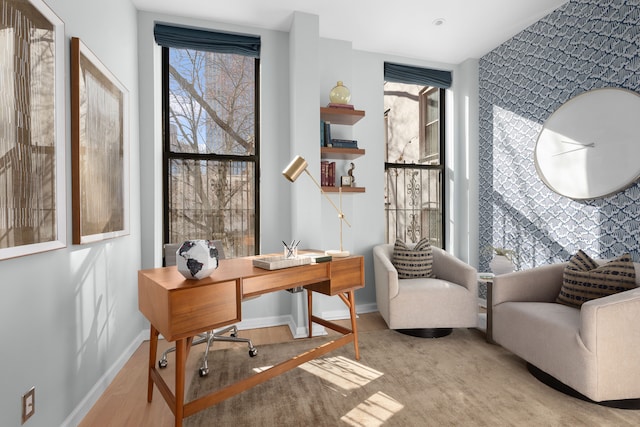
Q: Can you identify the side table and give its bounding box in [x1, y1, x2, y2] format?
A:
[478, 273, 494, 344]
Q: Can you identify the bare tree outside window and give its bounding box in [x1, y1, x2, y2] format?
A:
[163, 47, 259, 258]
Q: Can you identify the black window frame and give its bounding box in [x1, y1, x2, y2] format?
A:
[384, 86, 446, 249]
[160, 46, 261, 254]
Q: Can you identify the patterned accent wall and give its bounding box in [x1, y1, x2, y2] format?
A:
[478, 0, 640, 271]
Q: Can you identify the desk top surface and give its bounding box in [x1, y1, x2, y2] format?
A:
[139, 253, 364, 292]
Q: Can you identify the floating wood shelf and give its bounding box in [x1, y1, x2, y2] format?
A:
[320, 147, 365, 160]
[319, 107, 366, 193]
[320, 107, 365, 125]
[321, 186, 365, 193]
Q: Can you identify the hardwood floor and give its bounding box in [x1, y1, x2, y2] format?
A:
[79, 312, 388, 427]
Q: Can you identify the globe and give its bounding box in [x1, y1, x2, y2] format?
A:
[176, 240, 219, 280]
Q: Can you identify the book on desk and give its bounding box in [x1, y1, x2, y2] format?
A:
[299, 252, 332, 263]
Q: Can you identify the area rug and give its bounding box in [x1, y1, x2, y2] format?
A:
[185, 328, 640, 426]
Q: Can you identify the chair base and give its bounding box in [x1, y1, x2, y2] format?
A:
[395, 328, 453, 338]
[527, 363, 640, 410]
[158, 325, 257, 377]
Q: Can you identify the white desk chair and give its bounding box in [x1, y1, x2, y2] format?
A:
[159, 240, 258, 377]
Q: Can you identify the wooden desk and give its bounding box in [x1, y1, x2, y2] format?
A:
[138, 255, 364, 427]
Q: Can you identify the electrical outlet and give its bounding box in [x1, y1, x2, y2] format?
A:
[22, 387, 35, 424]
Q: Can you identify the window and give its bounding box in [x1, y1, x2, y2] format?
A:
[156, 25, 260, 258]
[383, 63, 449, 248]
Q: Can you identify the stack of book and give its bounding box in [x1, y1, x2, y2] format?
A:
[300, 253, 332, 263]
[327, 138, 358, 148]
[321, 120, 358, 148]
[320, 161, 336, 187]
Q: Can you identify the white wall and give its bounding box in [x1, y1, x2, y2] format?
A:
[452, 59, 480, 266]
[0, 1, 142, 426]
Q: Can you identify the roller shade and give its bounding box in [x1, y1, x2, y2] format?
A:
[384, 62, 451, 88]
[154, 23, 260, 58]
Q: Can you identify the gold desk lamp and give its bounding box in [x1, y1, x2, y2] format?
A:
[282, 155, 350, 257]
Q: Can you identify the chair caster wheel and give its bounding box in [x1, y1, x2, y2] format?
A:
[158, 359, 168, 369]
[199, 367, 209, 377]
[249, 348, 258, 357]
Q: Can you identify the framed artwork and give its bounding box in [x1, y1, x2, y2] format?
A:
[0, 0, 66, 260]
[71, 37, 130, 244]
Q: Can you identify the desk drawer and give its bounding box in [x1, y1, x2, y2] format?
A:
[242, 263, 329, 297]
[306, 256, 364, 295]
[170, 280, 240, 340]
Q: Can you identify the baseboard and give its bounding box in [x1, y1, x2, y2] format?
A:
[235, 314, 294, 331]
[357, 302, 379, 314]
[61, 330, 148, 427]
[295, 302, 378, 337]
[321, 302, 378, 320]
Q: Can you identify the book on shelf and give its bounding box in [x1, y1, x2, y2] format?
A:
[320, 120, 325, 146]
[327, 139, 358, 148]
[322, 121, 332, 147]
[320, 161, 335, 186]
[320, 161, 328, 186]
[300, 252, 332, 263]
[327, 103, 355, 110]
[329, 161, 335, 186]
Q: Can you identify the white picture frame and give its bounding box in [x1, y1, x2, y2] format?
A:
[0, 0, 66, 260]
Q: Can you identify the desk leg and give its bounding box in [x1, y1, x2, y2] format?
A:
[308, 289, 359, 359]
[307, 290, 313, 338]
[173, 336, 194, 427]
[148, 326, 159, 402]
[347, 290, 360, 360]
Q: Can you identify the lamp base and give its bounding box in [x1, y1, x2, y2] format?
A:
[325, 249, 350, 258]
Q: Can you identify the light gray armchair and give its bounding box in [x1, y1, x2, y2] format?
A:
[492, 262, 640, 405]
[373, 243, 478, 337]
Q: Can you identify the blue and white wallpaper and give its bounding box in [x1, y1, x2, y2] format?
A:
[478, 0, 640, 271]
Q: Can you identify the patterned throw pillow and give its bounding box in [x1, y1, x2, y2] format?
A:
[556, 250, 637, 308]
[392, 238, 434, 279]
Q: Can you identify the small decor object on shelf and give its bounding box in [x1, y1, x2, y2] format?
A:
[329, 81, 351, 105]
[176, 240, 219, 280]
[347, 162, 356, 186]
[341, 176, 352, 187]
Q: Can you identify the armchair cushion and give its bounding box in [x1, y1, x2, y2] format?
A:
[557, 250, 636, 308]
[392, 238, 434, 279]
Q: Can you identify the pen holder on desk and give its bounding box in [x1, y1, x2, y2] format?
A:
[284, 245, 298, 259]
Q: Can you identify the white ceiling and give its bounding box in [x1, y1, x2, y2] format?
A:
[132, 0, 569, 64]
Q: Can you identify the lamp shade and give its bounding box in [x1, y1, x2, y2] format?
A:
[282, 155, 308, 182]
